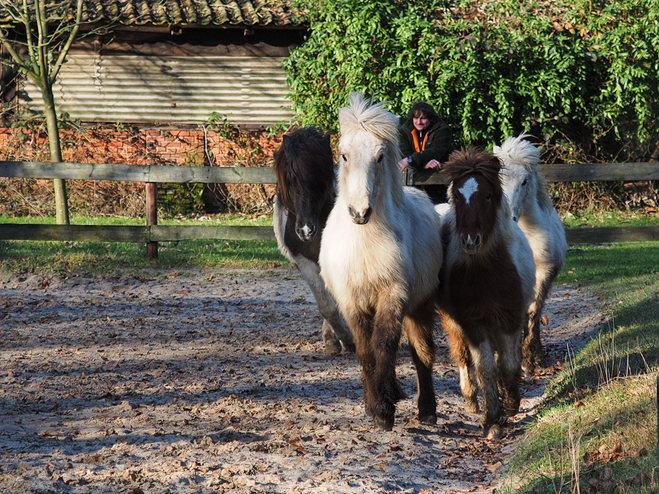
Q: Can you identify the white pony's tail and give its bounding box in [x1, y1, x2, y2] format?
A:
[493, 132, 540, 169]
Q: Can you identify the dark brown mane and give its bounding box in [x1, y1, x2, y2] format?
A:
[443, 148, 503, 193]
[273, 127, 335, 213]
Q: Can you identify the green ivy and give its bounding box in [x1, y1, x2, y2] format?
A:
[285, 0, 659, 161]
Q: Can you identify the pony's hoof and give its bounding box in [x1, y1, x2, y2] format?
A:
[418, 412, 437, 425]
[373, 415, 394, 431]
[324, 340, 342, 357]
[521, 368, 535, 380]
[504, 402, 520, 417]
[484, 424, 503, 440]
[341, 340, 356, 353]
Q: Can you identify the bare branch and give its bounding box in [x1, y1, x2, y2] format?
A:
[51, 0, 82, 81]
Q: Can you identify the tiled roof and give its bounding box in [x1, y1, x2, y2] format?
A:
[0, 0, 307, 28]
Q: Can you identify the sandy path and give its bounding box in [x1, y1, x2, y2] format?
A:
[0, 269, 603, 494]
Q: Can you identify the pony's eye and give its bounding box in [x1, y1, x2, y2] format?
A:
[485, 193, 493, 201]
[376, 155, 384, 163]
[341, 154, 347, 162]
[522, 179, 529, 186]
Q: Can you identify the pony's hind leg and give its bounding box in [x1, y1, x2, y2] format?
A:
[522, 268, 558, 375]
[441, 314, 479, 413]
[295, 256, 355, 355]
[321, 320, 342, 357]
[403, 301, 437, 425]
[497, 332, 523, 417]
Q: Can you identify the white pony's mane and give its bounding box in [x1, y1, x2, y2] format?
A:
[339, 92, 399, 146]
[494, 132, 554, 212]
[493, 132, 540, 171]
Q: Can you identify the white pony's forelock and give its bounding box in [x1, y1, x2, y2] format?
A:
[338, 92, 399, 144]
[493, 132, 540, 170]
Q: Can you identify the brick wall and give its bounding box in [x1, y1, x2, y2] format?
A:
[0, 126, 284, 216]
[0, 126, 281, 166]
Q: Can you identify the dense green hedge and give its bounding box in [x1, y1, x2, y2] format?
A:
[284, 0, 659, 162]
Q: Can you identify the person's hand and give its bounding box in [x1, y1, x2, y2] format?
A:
[424, 159, 441, 170]
[397, 158, 410, 172]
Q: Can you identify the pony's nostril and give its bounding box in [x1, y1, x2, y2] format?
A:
[474, 234, 482, 247]
[513, 215, 518, 222]
[348, 205, 372, 224]
[296, 222, 317, 241]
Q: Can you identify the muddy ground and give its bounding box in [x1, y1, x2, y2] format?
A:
[0, 268, 604, 494]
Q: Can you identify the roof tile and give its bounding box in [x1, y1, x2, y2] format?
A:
[0, 0, 307, 27]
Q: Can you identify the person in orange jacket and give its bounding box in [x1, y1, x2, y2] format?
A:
[397, 102, 452, 203]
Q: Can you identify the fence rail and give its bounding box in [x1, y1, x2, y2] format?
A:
[1, 161, 659, 258]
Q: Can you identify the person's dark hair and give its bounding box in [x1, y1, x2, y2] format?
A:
[408, 102, 439, 125]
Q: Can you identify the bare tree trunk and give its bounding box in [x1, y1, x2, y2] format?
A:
[41, 52, 69, 224]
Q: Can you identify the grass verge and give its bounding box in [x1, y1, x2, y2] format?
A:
[501, 242, 659, 493]
[0, 214, 288, 276]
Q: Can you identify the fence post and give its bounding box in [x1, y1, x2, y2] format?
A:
[146, 182, 158, 260]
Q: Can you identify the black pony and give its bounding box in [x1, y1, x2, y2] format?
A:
[273, 127, 354, 355]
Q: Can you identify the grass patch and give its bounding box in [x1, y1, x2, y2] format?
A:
[0, 238, 288, 276]
[0, 213, 288, 276]
[503, 242, 659, 493]
[0, 213, 273, 227]
[561, 210, 659, 229]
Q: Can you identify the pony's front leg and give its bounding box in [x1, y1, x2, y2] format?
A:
[295, 256, 355, 356]
[470, 338, 505, 439]
[441, 314, 479, 413]
[403, 300, 437, 424]
[346, 312, 379, 425]
[369, 292, 407, 430]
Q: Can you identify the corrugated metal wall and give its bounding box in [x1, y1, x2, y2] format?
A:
[18, 54, 294, 126]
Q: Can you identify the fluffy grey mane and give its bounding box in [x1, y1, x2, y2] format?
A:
[338, 92, 399, 145]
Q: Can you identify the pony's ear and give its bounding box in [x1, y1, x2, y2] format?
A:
[338, 107, 350, 130]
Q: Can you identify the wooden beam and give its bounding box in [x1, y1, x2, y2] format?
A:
[149, 225, 276, 241]
[0, 224, 150, 242]
[408, 162, 659, 185]
[0, 161, 277, 184]
[565, 225, 659, 244]
[3, 223, 659, 246]
[0, 224, 277, 242]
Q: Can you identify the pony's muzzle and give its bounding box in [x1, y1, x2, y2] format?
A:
[460, 233, 482, 254]
[296, 222, 317, 242]
[348, 205, 372, 225]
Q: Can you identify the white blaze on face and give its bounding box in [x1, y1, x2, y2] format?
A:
[458, 177, 479, 205]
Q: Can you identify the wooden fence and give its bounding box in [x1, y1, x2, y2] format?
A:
[1, 160, 658, 259]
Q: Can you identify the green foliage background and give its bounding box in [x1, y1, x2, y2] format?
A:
[284, 0, 659, 163]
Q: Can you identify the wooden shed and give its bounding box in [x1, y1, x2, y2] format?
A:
[1, 0, 308, 127]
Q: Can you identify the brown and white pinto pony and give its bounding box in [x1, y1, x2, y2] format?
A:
[320, 93, 443, 430]
[273, 127, 355, 356]
[437, 148, 536, 439]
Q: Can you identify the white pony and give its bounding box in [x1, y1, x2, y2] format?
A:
[494, 133, 567, 376]
[319, 92, 443, 430]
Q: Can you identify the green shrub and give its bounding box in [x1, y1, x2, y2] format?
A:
[286, 0, 659, 162]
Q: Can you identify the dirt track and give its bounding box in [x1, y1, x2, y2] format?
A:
[0, 269, 603, 494]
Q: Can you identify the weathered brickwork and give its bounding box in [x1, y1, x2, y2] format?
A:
[0, 127, 281, 167]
